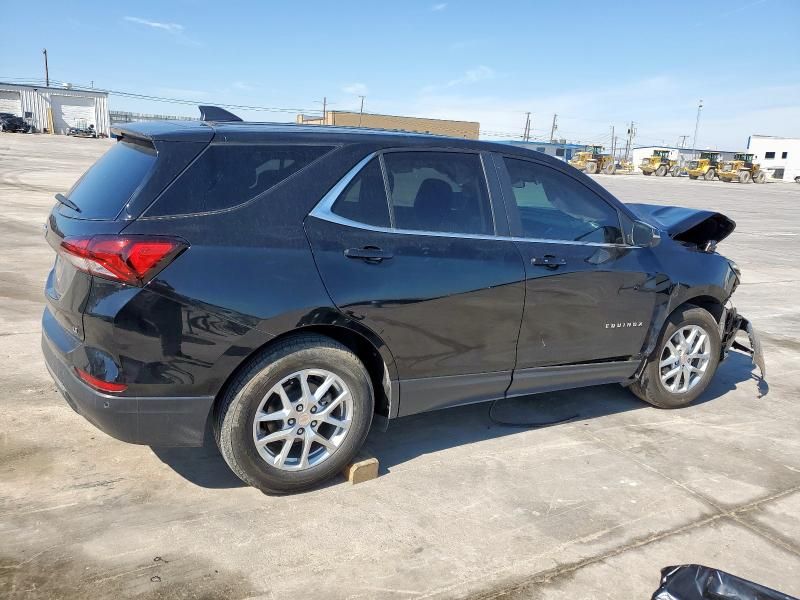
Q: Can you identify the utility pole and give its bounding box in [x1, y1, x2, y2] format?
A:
[549, 114, 557, 143]
[692, 99, 703, 158]
[358, 95, 365, 126]
[322, 96, 327, 124]
[523, 112, 531, 142]
[611, 126, 615, 159]
[622, 121, 636, 162]
[42, 48, 49, 87]
[678, 134, 689, 148]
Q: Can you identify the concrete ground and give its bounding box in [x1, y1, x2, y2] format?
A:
[1, 133, 799, 600]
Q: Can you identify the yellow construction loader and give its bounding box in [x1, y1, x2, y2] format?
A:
[717, 153, 767, 183]
[640, 149, 680, 177]
[686, 152, 722, 181]
[569, 145, 617, 174]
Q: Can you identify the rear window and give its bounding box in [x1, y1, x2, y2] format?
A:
[147, 144, 333, 216]
[65, 139, 156, 219]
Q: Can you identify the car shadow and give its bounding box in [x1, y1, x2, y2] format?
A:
[149, 350, 763, 490]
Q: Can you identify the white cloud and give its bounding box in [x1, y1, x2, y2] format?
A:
[233, 81, 254, 91]
[342, 83, 368, 95]
[124, 16, 184, 33]
[431, 3, 448, 11]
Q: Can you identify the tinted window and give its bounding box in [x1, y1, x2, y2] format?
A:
[765, 152, 775, 159]
[331, 158, 390, 227]
[504, 158, 622, 244]
[383, 152, 493, 235]
[150, 144, 332, 216]
[65, 139, 156, 219]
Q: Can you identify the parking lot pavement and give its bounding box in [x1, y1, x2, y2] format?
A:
[1, 134, 798, 600]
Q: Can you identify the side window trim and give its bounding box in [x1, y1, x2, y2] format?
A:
[492, 153, 630, 247]
[311, 148, 501, 240]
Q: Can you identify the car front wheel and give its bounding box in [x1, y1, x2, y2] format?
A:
[215, 334, 374, 494]
[630, 305, 721, 408]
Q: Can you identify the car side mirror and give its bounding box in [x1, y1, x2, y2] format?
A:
[632, 220, 661, 247]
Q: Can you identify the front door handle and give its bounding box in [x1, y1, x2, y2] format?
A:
[531, 255, 567, 269]
[344, 246, 393, 263]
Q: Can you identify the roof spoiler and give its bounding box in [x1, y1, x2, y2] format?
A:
[199, 105, 243, 122]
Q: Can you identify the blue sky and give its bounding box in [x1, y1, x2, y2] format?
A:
[2, 0, 798, 149]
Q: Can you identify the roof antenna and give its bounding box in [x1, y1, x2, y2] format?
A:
[199, 105, 243, 122]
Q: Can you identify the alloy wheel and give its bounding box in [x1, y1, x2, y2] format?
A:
[252, 369, 352, 471]
[659, 325, 711, 394]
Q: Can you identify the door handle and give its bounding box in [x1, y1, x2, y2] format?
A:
[344, 246, 393, 263]
[531, 255, 567, 269]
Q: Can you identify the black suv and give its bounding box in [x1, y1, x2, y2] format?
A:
[42, 107, 763, 493]
[0, 112, 31, 133]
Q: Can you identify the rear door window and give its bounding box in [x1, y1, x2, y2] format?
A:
[148, 144, 333, 216]
[64, 139, 156, 219]
[382, 151, 493, 235]
[330, 158, 390, 227]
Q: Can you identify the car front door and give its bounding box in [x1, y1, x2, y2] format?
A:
[493, 154, 662, 396]
[305, 149, 525, 416]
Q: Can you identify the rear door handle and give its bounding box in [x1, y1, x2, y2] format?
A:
[531, 255, 567, 269]
[344, 247, 393, 263]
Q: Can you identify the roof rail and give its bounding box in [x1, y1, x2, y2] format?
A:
[198, 105, 243, 122]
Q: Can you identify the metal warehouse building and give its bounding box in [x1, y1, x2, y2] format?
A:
[0, 82, 110, 136]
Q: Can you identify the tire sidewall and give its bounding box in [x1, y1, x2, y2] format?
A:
[221, 342, 373, 493]
[646, 307, 721, 408]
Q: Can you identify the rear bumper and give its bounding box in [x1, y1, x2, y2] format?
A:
[721, 305, 766, 377]
[42, 318, 214, 447]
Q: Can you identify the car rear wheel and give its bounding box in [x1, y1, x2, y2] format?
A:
[629, 305, 721, 408]
[215, 333, 374, 494]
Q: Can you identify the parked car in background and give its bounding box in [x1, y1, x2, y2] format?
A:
[41, 107, 764, 494]
[0, 112, 31, 133]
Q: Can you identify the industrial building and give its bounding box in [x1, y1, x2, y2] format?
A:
[0, 82, 110, 136]
[501, 140, 588, 161]
[631, 145, 736, 168]
[296, 111, 479, 139]
[747, 135, 800, 182]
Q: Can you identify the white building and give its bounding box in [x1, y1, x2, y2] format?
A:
[747, 135, 800, 182]
[632, 146, 736, 169]
[0, 82, 110, 136]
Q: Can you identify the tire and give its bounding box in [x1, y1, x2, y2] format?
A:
[215, 333, 374, 494]
[603, 163, 616, 175]
[738, 170, 752, 184]
[754, 171, 766, 183]
[629, 305, 721, 408]
[655, 165, 667, 177]
[585, 161, 598, 174]
[795, 176, 800, 184]
[704, 168, 716, 181]
[669, 166, 680, 177]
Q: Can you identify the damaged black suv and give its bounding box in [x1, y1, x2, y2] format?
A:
[42, 107, 764, 493]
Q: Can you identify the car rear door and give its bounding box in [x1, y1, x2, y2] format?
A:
[493, 154, 661, 396]
[304, 149, 525, 417]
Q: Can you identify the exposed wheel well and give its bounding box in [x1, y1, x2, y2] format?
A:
[675, 295, 724, 323]
[214, 326, 392, 420]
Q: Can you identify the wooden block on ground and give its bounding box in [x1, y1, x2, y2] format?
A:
[342, 455, 379, 485]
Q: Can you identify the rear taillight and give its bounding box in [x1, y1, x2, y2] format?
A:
[59, 235, 187, 286]
[75, 368, 128, 393]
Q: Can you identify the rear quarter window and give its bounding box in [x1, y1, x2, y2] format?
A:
[65, 139, 157, 219]
[147, 144, 333, 216]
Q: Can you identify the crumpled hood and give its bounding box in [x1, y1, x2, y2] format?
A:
[627, 203, 736, 246]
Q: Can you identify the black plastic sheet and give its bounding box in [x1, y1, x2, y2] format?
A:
[652, 564, 798, 600]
